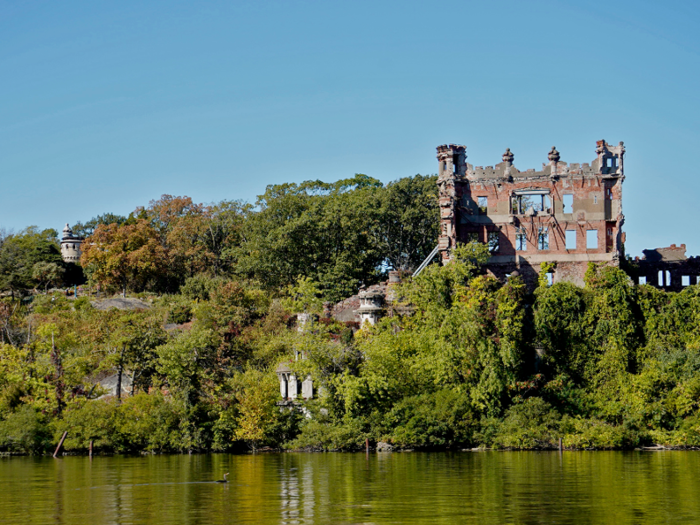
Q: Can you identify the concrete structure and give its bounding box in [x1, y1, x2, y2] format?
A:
[60, 223, 83, 263]
[330, 271, 404, 323]
[633, 244, 700, 291]
[356, 289, 384, 326]
[436, 141, 626, 288]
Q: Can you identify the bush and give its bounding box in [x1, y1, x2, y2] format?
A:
[0, 406, 52, 454]
[288, 415, 369, 451]
[114, 392, 182, 453]
[53, 398, 118, 452]
[560, 416, 626, 449]
[485, 397, 561, 449]
[385, 389, 477, 449]
[73, 296, 93, 311]
[180, 274, 224, 302]
[167, 303, 192, 324]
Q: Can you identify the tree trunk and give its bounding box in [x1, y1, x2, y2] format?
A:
[116, 345, 125, 402]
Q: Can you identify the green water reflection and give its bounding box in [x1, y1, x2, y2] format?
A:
[1, 451, 698, 524]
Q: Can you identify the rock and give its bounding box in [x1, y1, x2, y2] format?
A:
[91, 298, 151, 311]
[376, 441, 394, 452]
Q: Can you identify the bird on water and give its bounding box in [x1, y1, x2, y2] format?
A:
[216, 473, 229, 483]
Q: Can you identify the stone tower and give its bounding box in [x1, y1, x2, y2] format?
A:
[60, 224, 83, 263]
[436, 144, 468, 263]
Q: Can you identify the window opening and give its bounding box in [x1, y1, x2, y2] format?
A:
[465, 232, 479, 244]
[586, 230, 598, 249]
[537, 228, 549, 250]
[563, 194, 573, 213]
[546, 272, 554, 286]
[658, 271, 664, 287]
[639, 276, 647, 285]
[478, 196, 488, 214]
[682, 275, 690, 287]
[565, 230, 576, 250]
[666, 271, 671, 286]
[514, 193, 549, 214]
[488, 232, 500, 253]
[594, 195, 598, 205]
[516, 228, 527, 251]
[606, 188, 613, 200]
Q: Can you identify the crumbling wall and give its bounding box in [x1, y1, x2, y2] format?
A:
[632, 244, 700, 292]
[437, 140, 625, 291]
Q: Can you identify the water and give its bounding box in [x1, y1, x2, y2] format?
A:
[1, 451, 699, 524]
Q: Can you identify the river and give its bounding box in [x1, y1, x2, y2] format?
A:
[1, 451, 699, 524]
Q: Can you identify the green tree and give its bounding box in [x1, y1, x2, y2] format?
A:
[72, 213, 127, 238]
[0, 227, 63, 296]
[376, 174, 439, 271]
[236, 175, 385, 302]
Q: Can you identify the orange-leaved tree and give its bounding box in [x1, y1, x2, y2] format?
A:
[81, 220, 167, 296]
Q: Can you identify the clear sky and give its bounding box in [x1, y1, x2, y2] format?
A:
[1, 0, 699, 257]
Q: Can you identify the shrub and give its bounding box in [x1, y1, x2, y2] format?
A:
[53, 398, 118, 452]
[486, 397, 561, 449]
[560, 416, 626, 449]
[386, 389, 477, 449]
[114, 392, 182, 453]
[0, 406, 52, 454]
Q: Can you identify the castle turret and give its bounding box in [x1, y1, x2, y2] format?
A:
[60, 224, 83, 263]
[436, 144, 468, 263]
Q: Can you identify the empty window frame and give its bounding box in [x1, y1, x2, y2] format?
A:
[563, 194, 574, 213]
[639, 276, 647, 285]
[682, 275, 691, 287]
[586, 230, 598, 249]
[546, 272, 554, 286]
[565, 230, 577, 250]
[512, 191, 550, 214]
[658, 270, 672, 287]
[537, 228, 549, 250]
[477, 196, 488, 214]
[488, 231, 500, 253]
[515, 228, 527, 251]
[465, 232, 479, 244]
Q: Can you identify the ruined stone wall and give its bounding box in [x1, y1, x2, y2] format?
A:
[437, 141, 625, 289]
[632, 244, 700, 292]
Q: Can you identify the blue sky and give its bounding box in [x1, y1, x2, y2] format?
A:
[1, 0, 698, 257]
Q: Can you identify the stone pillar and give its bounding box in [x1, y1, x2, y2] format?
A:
[289, 375, 299, 399]
[436, 144, 467, 263]
[301, 376, 313, 399]
[275, 363, 292, 399]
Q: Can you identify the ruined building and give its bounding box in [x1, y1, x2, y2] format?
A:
[633, 244, 700, 291]
[436, 141, 626, 288]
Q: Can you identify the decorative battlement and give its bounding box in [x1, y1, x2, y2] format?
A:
[440, 140, 626, 184]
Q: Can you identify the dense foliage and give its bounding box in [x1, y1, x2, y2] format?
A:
[1, 174, 699, 455]
[77, 174, 440, 302]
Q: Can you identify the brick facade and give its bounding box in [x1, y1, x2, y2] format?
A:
[437, 141, 626, 288]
